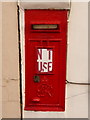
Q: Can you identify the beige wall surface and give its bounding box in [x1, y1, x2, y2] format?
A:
[0, 2, 2, 119]
[2, 2, 20, 118]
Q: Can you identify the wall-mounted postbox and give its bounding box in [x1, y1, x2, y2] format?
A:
[25, 10, 67, 111]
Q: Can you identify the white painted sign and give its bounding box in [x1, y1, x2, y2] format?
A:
[37, 49, 53, 72]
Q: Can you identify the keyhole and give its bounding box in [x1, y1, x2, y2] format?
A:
[34, 75, 40, 83]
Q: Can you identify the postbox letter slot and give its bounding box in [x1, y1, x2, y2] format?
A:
[32, 24, 58, 30]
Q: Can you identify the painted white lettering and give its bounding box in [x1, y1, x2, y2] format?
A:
[37, 49, 42, 59]
[37, 49, 53, 72]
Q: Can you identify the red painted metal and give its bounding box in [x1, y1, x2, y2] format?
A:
[25, 10, 67, 111]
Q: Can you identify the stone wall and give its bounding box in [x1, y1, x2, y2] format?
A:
[2, 2, 20, 118]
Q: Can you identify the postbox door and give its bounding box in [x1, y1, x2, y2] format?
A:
[25, 10, 67, 111]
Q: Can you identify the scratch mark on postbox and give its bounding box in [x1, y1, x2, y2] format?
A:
[37, 49, 53, 72]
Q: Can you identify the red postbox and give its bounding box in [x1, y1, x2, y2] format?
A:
[25, 10, 67, 111]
